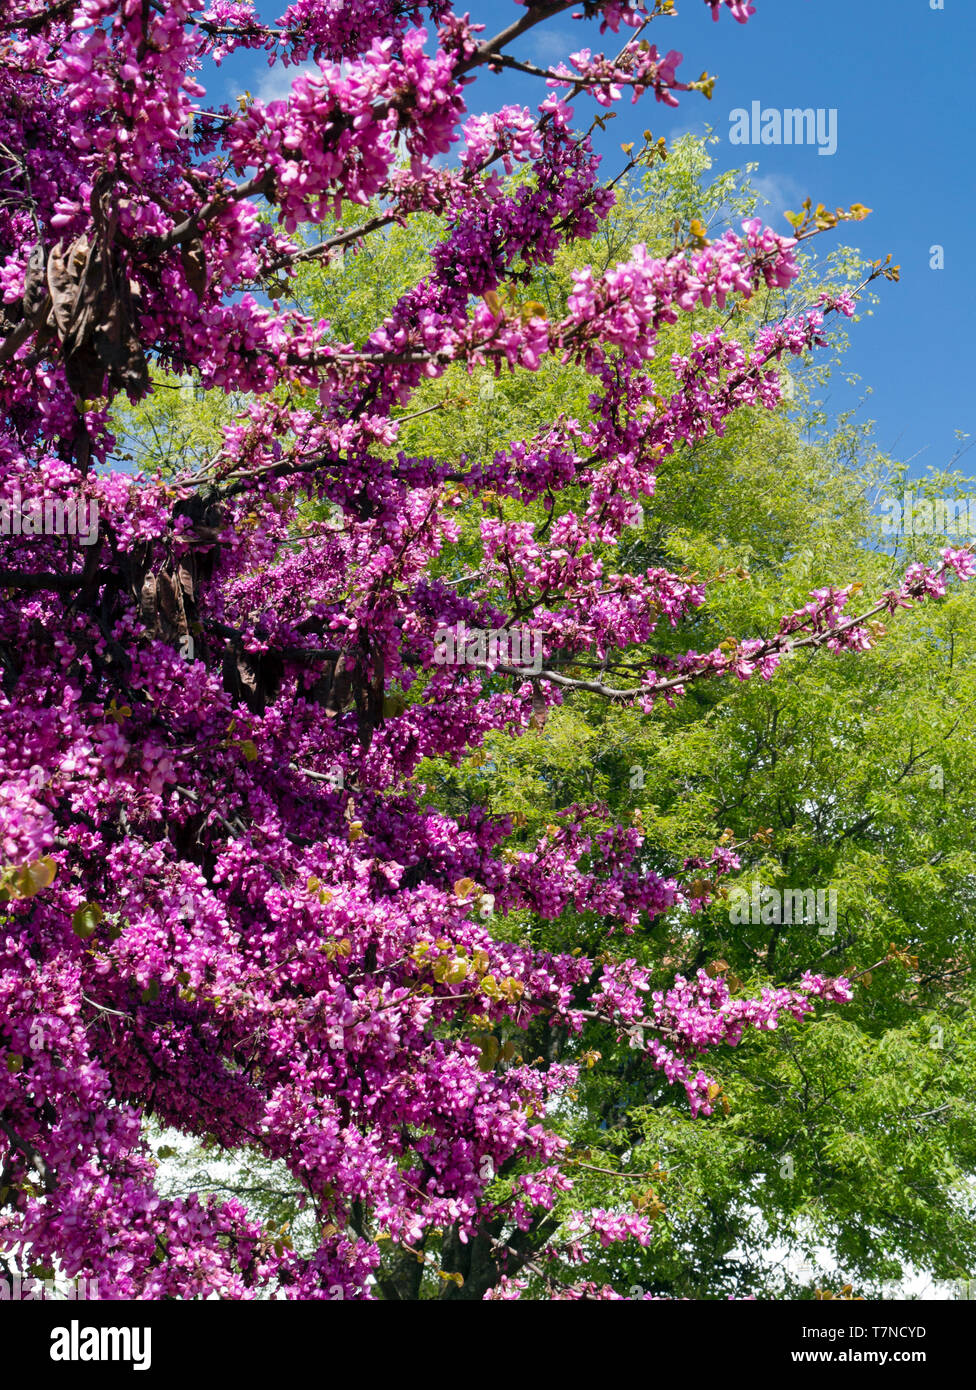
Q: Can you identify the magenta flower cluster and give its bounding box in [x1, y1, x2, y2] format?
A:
[0, 0, 967, 1301]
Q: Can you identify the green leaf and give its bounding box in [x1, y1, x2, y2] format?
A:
[72, 902, 104, 938]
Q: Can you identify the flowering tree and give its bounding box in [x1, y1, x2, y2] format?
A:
[0, 0, 971, 1300]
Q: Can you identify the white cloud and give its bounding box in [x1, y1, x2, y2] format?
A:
[253, 59, 317, 105]
[666, 120, 710, 143]
[751, 171, 806, 224]
[522, 27, 577, 67]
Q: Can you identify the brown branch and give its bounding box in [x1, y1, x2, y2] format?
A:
[467, 588, 919, 703]
[0, 1114, 56, 1194]
[0, 569, 91, 594]
[0, 318, 34, 365]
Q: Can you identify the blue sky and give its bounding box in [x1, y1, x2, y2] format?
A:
[223, 1, 974, 478]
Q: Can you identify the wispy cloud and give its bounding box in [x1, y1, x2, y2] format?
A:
[751, 171, 806, 224]
[522, 27, 576, 67]
[666, 119, 710, 144]
[253, 59, 317, 105]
